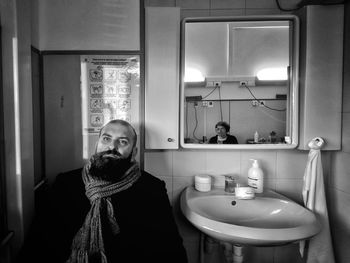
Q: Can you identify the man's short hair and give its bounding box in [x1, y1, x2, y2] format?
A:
[215, 121, 230, 133]
[99, 119, 137, 147]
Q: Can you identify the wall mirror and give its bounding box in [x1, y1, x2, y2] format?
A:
[180, 15, 299, 149]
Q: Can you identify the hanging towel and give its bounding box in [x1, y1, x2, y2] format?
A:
[300, 137, 335, 263]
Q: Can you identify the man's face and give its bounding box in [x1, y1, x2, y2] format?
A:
[216, 125, 227, 137]
[96, 122, 136, 158]
[89, 122, 137, 181]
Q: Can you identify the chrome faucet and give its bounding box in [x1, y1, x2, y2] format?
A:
[224, 175, 236, 193]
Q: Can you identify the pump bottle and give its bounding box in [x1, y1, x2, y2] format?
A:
[247, 159, 264, 193]
[254, 131, 259, 143]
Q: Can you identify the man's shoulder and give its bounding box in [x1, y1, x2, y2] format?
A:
[139, 170, 165, 186]
[132, 171, 169, 199]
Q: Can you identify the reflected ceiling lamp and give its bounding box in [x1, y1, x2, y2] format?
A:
[256, 67, 288, 86]
[184, 68, 205, 83]
[256, 67, 288, 81]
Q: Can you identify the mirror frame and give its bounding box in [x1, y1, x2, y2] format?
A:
[179, 15, 300, 150]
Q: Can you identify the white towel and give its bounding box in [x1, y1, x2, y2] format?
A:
[300, 137, 335, 263]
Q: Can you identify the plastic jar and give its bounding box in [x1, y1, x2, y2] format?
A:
[194, 175, 212, 192]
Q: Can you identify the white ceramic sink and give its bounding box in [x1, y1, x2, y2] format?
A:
[180, 186, 321, 246]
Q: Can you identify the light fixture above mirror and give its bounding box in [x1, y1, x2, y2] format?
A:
[180, 15, 299, 149]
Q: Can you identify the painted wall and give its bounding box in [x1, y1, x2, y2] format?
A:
[144, 0, 345, 263]
[34, 0, 140, 51]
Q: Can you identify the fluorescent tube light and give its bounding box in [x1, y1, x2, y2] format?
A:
[256, 67, 288, 81]
[184, 68, 205, 82]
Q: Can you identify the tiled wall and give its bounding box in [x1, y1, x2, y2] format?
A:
[143, 1, 345, 263]
[327, 2, 350, 263]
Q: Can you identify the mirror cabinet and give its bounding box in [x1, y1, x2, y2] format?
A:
[180, 15, 300, 150]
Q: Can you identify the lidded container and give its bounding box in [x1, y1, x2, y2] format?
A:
[194, 175, 212, 192]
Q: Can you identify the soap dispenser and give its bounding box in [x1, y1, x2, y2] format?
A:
[254, 131, 259, 143]
[247, 159, 264, 193]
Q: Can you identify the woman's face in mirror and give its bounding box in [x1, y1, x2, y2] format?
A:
[216, 125, 228, 137]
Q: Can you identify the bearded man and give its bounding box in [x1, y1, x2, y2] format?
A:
[19, 119, 188, 263]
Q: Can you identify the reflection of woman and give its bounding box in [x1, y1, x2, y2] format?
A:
[209, 121, 238, 144]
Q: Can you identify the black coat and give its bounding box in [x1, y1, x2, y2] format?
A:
[209, 134, 238, 144]
[19, 169, 188, 263]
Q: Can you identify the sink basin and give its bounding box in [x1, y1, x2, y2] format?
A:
[180, 186, 321, 246]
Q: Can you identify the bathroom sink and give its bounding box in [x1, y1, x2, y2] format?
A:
[180, 186, 321, 246]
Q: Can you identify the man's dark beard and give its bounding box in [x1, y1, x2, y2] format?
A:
[88, 149, 133, 182]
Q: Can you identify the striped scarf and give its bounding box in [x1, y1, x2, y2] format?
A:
[66, 161, 141, 263]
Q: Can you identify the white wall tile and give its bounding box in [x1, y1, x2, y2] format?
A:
[173, 150, 207, 177]
[245, 8, 281, 15]
[276, 150, 308, 179]
[172, 175, 195, 205]
[176, 0, 210, 9]
[209, 9, 244, 16]
[206, 151, 241, 187]
[328, 188, 350, 231]
[275, 179, 303, 204]
[246, 0, 276, 9]
[211, 0, 245, 9]
[331, 225, 350, 263]
[343, 84, 350, 113]
[180, 9, 210, 19]
[330, 152, 350, 193]
[328, 188, 350, 262]
[241, 150, 277, 179]
[321, 152, 332, 186]
[144, 0, 176, 7]
[342, 113, 350, 153]
[265, 178, 276, 191]
[144, 151, 173, 176]
[205, 151, 240, 174]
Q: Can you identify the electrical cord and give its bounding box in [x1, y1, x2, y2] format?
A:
[218, 85, 223, 121]
[192, 103, 201, 141]
[244, 84, 286, 112]
[258, 106, 286, 124]
[185, 101, 189, 138]
[229, 101, 231, 128]
[202, 84, 219, 99]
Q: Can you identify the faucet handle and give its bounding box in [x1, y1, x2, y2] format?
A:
[224, 175, 236, 193]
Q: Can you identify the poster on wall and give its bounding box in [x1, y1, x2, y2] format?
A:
[80, 55, 140, 134]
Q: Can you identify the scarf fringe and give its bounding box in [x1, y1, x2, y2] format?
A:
[67, 249, 108, 263]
